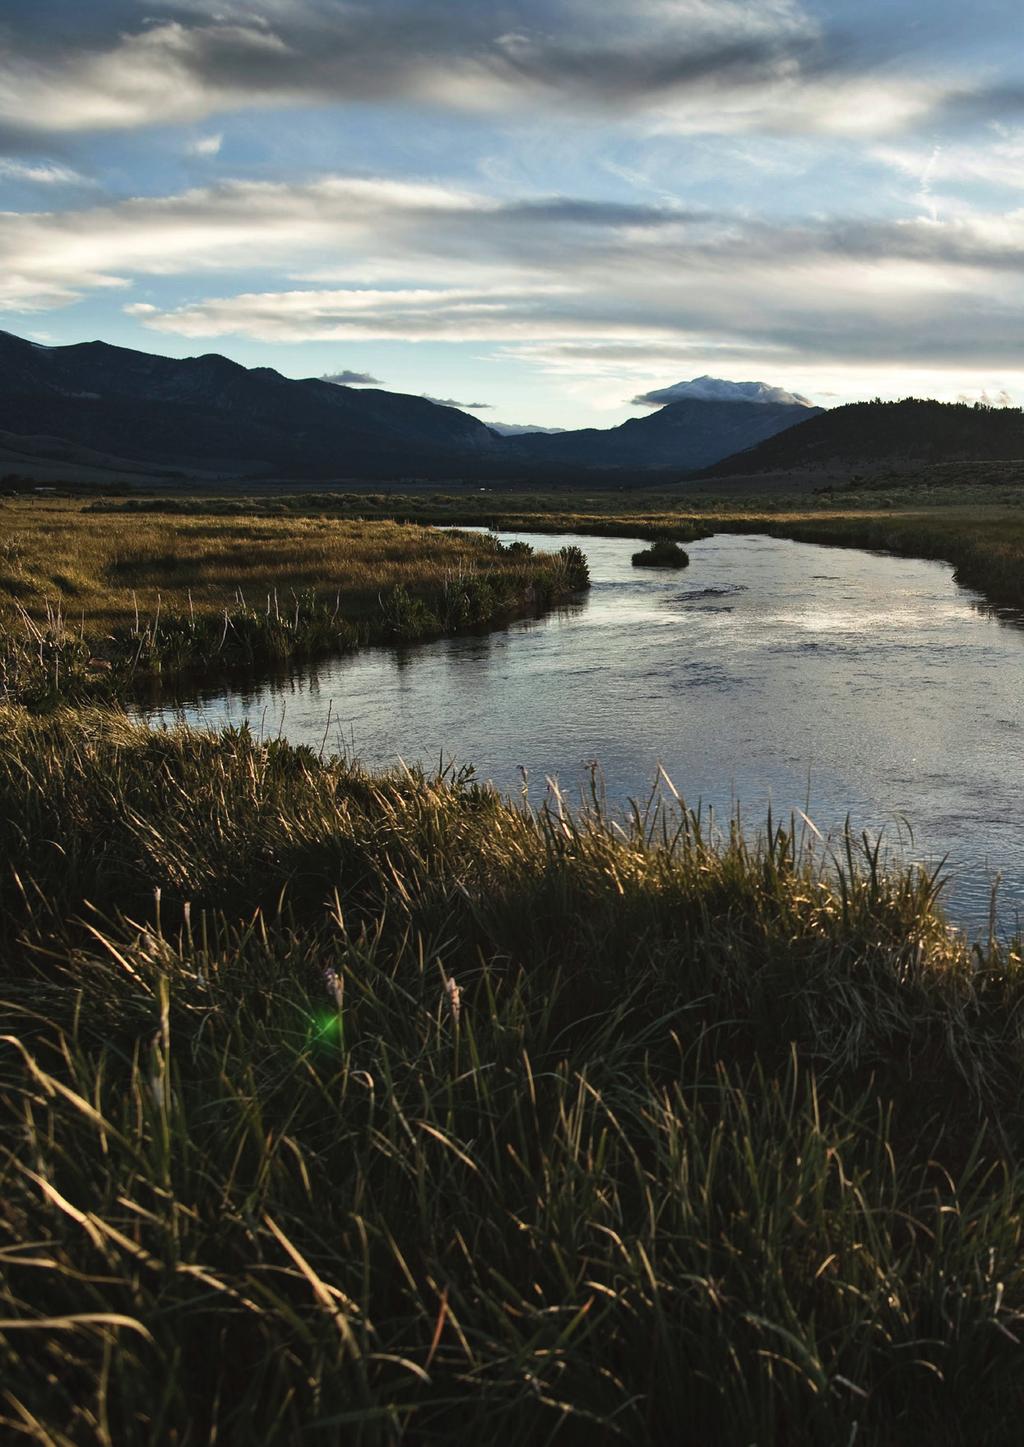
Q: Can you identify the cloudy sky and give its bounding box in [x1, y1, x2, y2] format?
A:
[2, 0, 1024, 427]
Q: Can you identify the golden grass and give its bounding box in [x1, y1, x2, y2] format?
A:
[329, 486, 1024, 611]
[5, 485, 1023, 649]
[0, 499, 538, 631]
[3, 709, 1024, 1441]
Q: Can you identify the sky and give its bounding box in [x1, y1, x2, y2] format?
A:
[2, 1, 1024, 428]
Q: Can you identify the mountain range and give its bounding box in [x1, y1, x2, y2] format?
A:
[7, 330, 1018, 490]
[0, 330, 497, 481]
[0, 330, 818, 483]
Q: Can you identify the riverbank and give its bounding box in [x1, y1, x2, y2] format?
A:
[91, 481, 1024, 615]
[2, 708, 1023, 1443]
[0, 500, 588, 704]
[378, 489, 1024, 615]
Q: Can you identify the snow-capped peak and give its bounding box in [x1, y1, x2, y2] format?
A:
[633, 376, 814, 408]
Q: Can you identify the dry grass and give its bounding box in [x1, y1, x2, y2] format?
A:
[0, 499, 558, 630]
[3, 709, 1024, 1443]
[307, 486, 1024, 612]
[0, 500, 588, 703]
[92, 480, 1024, 608]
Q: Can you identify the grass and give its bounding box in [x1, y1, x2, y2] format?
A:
[88, 480, 1024, 614]
[0, 501, 588, 703]
[4, 709, 1024, 1443]
[358, 488, 1024, 613]
[4, 479, 1024, 1438]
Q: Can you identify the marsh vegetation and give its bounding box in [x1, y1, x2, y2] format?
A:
[0, 501, 589, 704]
[631, 539, 690, 567]
[4, 482, 1024, 1441]
[88, 480, 1024, 613]
[3, 710, 1024, 1444]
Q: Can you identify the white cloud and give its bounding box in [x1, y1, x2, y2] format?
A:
[188, 133, 224, 158]
[0, 176, 485, 309]
[876, 130, 1024, 195]
[6, 173, 1024, 383]
[0, 2, 989, 143]
[128, 285, 594, 343]
[0, 160, 90, 187]
[0, 22, 290, 135]
[956, 387, 1015, 406]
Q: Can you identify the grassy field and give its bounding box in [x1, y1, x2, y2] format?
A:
[379, 489, 1024, 613]
[93, 480, 1024, 612]
[2, 709, 1024, 1443]
[4, 482, 1024, 1439]
[0, 499, 588, 703]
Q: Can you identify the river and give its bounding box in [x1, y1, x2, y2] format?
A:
[143, 530, 1024, 934]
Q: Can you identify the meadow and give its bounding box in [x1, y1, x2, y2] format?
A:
[364, 486, 1024, 613]
[95, 478, 1024, 612]
[0, 499, 588, 703]
[3, 709, 1024, 1444]
[3, 482, 1024, 1441]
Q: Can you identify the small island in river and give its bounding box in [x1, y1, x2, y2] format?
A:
[631, 539, 690, 568]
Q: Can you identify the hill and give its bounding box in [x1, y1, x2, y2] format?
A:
[0, 330, 503, 481]
[702, 398, 1024, 481]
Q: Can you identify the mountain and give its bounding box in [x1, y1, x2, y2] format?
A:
[0, 330, 502, 480]
[702, 398, 1024, 481]
[501, 395, 822, 473]
[0, 332, 821, 483]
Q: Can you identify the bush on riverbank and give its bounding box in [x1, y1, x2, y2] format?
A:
[3, 709, 1024, 1444]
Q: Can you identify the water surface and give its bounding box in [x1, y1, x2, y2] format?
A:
[145, 531, 1024, 933]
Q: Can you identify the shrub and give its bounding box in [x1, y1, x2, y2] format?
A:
[631, 539, 690, 568]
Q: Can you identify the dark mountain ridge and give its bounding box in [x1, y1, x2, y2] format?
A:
[0, 330, 500, 480]
[703, 398, 1024, 480]
[0, 329, 818, 482]
[502, 396, 820, 472]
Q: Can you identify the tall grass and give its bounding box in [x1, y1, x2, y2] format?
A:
[3, 710, 1024, 1443]
[0, 505, 589, 702]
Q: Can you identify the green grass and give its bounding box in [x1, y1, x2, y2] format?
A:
[4, 709, 1024, 1443]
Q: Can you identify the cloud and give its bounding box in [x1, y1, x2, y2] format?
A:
[876, 130, 1024, 195]
[0, 176, 497, 310]
[9, 172, 1024, 378]
[187, 133, 223, 158]
[320, 369, 382, 386]
[0, 159, 91, 186]
[632, 377, 813, 406]
[0, 1, 994, 144]
[956, 387, 1016, 407]
[131, 284, 581, 343]
[423, 395, 492, 409]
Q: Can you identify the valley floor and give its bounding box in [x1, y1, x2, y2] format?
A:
[3, 480, 1024, 1441]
